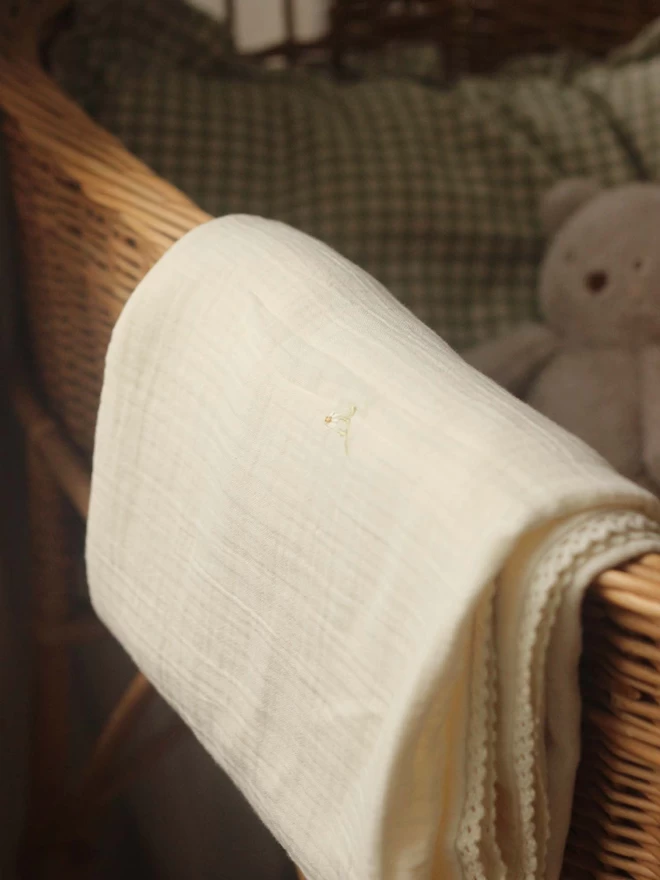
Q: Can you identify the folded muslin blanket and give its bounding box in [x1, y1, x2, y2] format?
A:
[87, 216, 660, 880]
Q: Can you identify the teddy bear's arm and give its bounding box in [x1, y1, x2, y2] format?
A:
[641, 346, 660, 486]
[462, 322, 558, 396]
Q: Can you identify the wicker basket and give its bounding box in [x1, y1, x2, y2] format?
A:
[3, 3, 660, 879]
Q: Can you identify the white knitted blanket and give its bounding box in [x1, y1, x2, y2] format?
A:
[87, 216, 660, 880]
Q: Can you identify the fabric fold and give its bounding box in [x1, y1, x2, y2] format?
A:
[87, 215, 660, 880]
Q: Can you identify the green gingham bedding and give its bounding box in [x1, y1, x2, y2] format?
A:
[53, 0, 660, 349]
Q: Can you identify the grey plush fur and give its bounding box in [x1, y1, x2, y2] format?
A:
[464, 180, 660, 492]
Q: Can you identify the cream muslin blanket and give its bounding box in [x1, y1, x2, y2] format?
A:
[87, 216, 660, 880]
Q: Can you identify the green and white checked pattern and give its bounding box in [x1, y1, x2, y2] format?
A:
[54, 1, 660, 349]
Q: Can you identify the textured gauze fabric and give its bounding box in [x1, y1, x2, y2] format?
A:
[87, 215, 660, 880]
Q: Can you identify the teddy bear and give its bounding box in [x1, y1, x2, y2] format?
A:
[463, 179, 660, 493]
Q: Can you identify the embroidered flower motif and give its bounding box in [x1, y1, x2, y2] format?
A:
[324, 406, 357, 454]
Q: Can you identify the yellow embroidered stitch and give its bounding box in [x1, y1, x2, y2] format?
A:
[324, 406, 357, 455]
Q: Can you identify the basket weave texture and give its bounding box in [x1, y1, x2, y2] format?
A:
[1, 53, 208, 457]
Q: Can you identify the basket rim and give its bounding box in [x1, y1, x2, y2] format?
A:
[0, 55, 211, 330]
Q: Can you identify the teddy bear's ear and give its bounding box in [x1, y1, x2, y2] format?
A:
[540, 178, 602, 236]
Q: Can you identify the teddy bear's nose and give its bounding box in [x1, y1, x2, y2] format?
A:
[585, 270, 608, 293]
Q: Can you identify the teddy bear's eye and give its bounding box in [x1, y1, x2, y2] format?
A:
[585, 270, 608, 294]
[634, 258, 644, 271]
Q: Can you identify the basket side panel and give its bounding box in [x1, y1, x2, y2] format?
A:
[1, 62, 209, 457]
[564, 562, 660, 880]
[5, 122, 159, 456]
